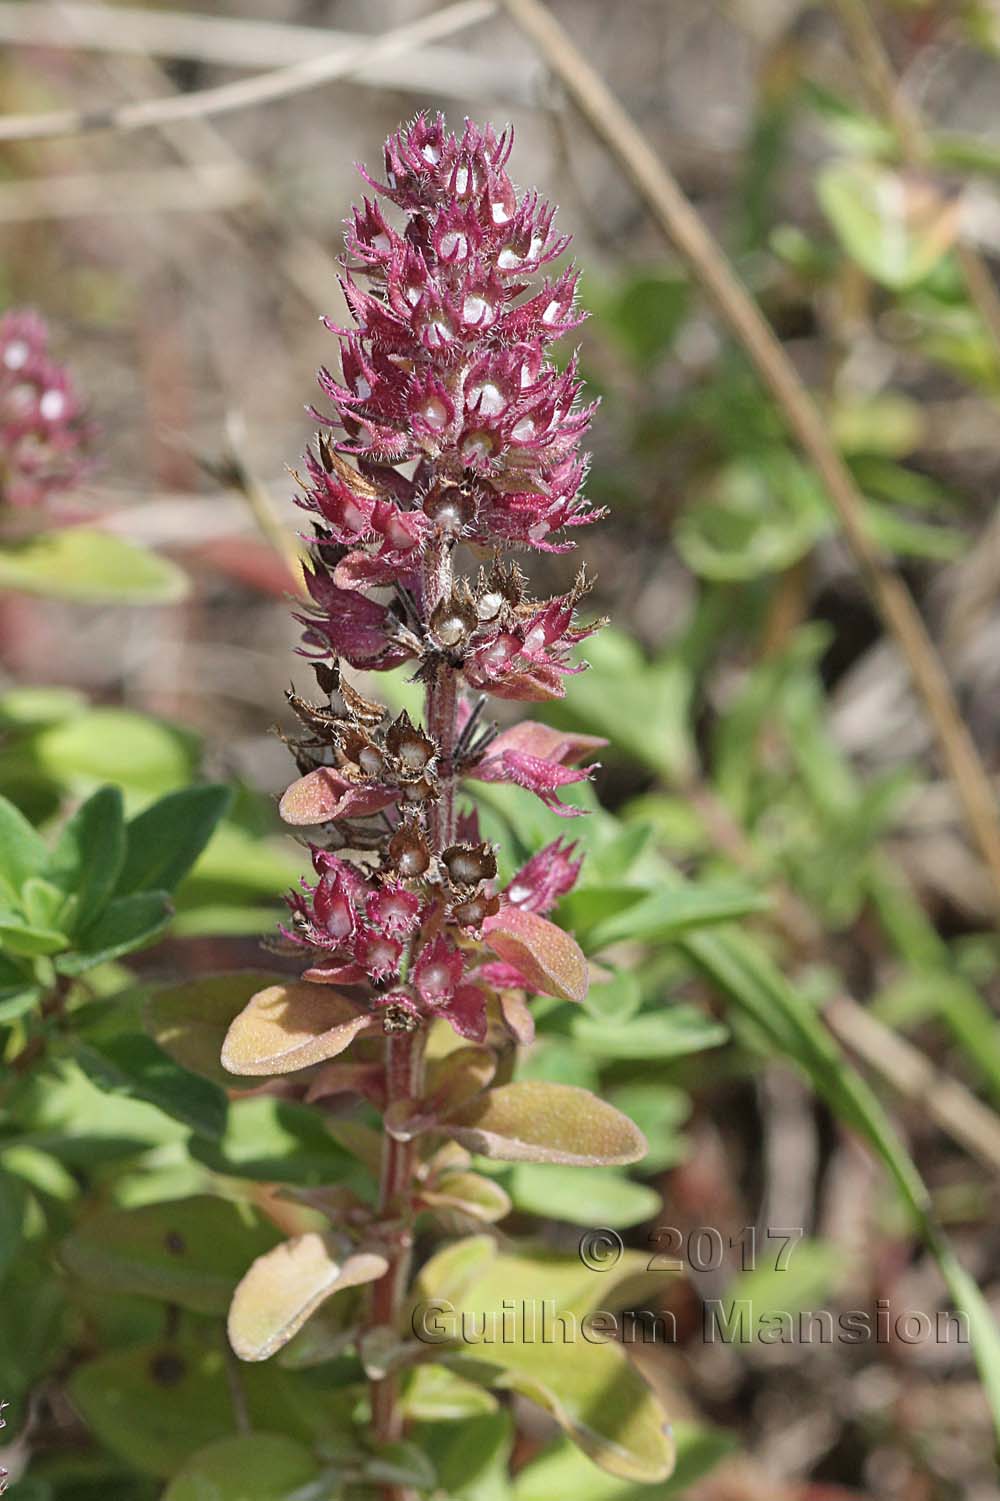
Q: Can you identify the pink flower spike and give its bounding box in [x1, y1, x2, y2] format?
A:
[279, 767, 397, 827]
[0, 308, 92, 508]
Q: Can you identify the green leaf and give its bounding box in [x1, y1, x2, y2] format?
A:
[190, 1097, 361, 1187]
[117, 784, 233, 896]
[580, 972, 642, 1024]
[365, 1440, 437, 1490]
[431, 1244, 674, 1483]
[163, 1434, 320, 1501]
[509, 1165, 661, 1229]
[0, 986, 42, 1022]
[599, 271, 689, 368]
[513, 1423, 736, 1500]
[717, 1239, 842, 1337]
[67, 1340, 334, 1478]
[584, 883, 769, 950]
[31, 708, 198, 799]
[675, 451, 833, 581]
[606, 1084, 690, 1174]
[58, 890, 173, 973]
[817, 158, 960, 289]
[19, 875, 67, 930]
[0, 913, 68, 957]
[0, 792, 48, 901]
[865, 504, 966, 561]
[47, 785, 125, 929]
[61, 1196, 283, 1315]
[571, 1007, 729, 1061]
[0, 528, 188, 604]
[401, 1364, 498, 1421]
[71, 1034, 227, 1138]
[143, 970, 287, 1088]
[0, 1168, 29, 1278]
[418, 1411, 513, 1501]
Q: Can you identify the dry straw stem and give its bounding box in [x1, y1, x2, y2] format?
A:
[0, 1, 540, 108]
[501, 0, 1000, 913]
[832, 0, 1000, 359]
[0, 0, 496, 143]
[0, 164, 254, 220]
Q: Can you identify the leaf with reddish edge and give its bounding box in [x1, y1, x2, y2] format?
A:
[279, 767, 396, 827]
[468, 723, 606, 814]
[304, 1059, 384, 1105]
[228, 1232, 388, 1361]
[220, 983, 374, 1076]
[302, 961, 367, 986]
[441, 1082, 647, 1166]
[497, 990, 535, 1044]
[478, 721, 607, 766]
[482, 907, 588, 1004]
[440, 983, 490, 1043]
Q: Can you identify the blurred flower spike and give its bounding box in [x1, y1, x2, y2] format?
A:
[0, 309, 92, 510]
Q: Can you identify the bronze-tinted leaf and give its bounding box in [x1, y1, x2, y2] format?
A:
[425, 1045, 497, 1114]
[482, 909, 588, 1003]
[220, 983, 373, 1076]
[442, 1082, 646, 1166]
[228, 1232, 388, 1362]
[279, 767, 395, 826]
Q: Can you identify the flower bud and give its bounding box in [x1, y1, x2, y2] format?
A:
[442, 842, 497, 887]
[388, 825, 431, 878]
[386, 712, 436, 774]
[430, 595, 476, 652]
[423, 484, 472, 533]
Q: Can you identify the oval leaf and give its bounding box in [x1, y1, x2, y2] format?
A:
[442, 1082, 647, 1166]
[61, 1196, 283, 1315]
[279, 767, 395, 826]
[164, 1433, 319, 1501]
[421, 1171, 512, 1223]
[483, 908, 588, 1003]
[0, 528, 188, 604]
[220, 982, 374, 1076]
[228, 1232, 388, 1361]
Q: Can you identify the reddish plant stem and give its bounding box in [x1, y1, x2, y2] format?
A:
[368, 524, 459, 1465]
[422, 527, 459, 852]
[369, 1026, 425, 1450]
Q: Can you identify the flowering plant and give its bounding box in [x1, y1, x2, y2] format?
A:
[0, 309, 90, 511]
[220, 116, 674, 1489]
